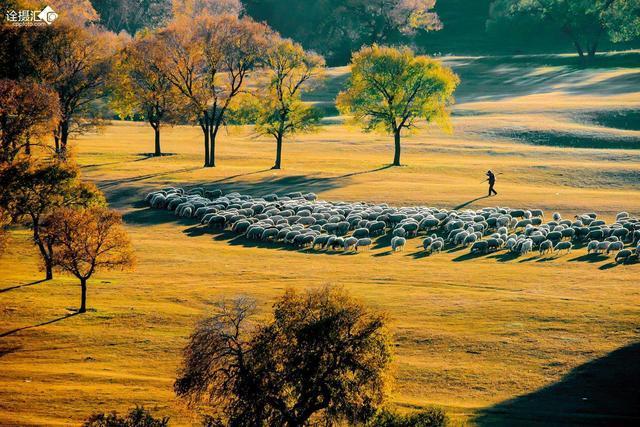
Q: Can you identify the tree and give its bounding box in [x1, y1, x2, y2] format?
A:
[233, 39, 325, 169]
[171, 0, 243, 18]
[0, 79, 60, 162]
[157, 13, 271, 167]
[45, 207, 134, 313]
[111, 31, 183, 156]
[29, 23, 119, 156]
[175, 286, 392, 426]
[93, 0, 169, 35]
[0, 159, 104, 280]
[487, 0, 640, 60]
[337, 45, 458, 166]
[244, 0, 442, 65]
[83, 405, 169, 427]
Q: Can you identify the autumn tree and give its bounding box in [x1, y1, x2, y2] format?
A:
[45, 207, 134, 313]
[337, 45, 458, 166]
[488, 0, 640, 60]
[157, 13, 271, 167]
[175, 286, 392, 426]
[0, 79, 60, 162]
[111, 31, 183, 156]
[171, 0, 243, 18]
[0, 159, 104, 280]
[27, 24, 119, 156]
[233, 39, 325, 169]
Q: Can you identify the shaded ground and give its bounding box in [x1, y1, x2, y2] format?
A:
[475, 342, 640, 426]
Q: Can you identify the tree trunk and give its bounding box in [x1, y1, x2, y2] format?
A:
[272, 134, 283, 169]
[207, 123, 218, 168]
[573, 41, 585, 58]
[587, 41, 598, 59]
[200, 121, 210, 168]
[79, 277, 87, 313]
[153, 125, 161, 157]
[24, 136, 31, 155]
[392, 129, 401, 166]
[58, 120, 70, 158]
[32, 220, 53, 280]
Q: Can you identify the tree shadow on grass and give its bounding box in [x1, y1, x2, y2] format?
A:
[0, 279, 47, 294]
[474, 341, 640, 426]
[0, 345, 22, 358]
[0, 312, 79, 338]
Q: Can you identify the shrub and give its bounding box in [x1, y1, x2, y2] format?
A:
[369, 407, 449, 427]
[83, 406, 169, 427]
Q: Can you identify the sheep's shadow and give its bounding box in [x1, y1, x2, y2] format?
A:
[568, 253, 608, 263]
[517, 255, 539, 263]
[599, 262, 619, 270]
[372, 250, 394, 257]
[488, 251, 520, 263]
[409, 250, 431, 259]
[452, 252, 487, 262]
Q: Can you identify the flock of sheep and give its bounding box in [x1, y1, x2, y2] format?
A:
[144, 187, 640, 264]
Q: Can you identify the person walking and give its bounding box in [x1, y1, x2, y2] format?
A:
[486, 170, 498, 196]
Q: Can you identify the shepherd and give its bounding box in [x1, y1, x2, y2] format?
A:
[486, 170, 498, 196]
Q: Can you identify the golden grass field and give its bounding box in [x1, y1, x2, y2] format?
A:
[1, 55, 640, 426]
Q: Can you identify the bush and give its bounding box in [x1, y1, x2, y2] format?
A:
[369, 407, 449, 427]
[83, 406, 169, 427]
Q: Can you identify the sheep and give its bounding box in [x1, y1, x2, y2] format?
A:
[428, 240, 444, 254]
[391, 236, 406, 252]
[463, 233, 478, 247]
[606, 241, 624, 255]
[470, 240, 489, 254]
[539, 240, 553, 255]
[343, 237, 358, 251]
[352, 228, 370, 239]
[596, 241, 610, 254]
[356, 238, 372, 251]
[615, 249, 633, 264]
[587, 240, 600, 254]
[553, 241, 572, 255]
[520, 239, 533, 255]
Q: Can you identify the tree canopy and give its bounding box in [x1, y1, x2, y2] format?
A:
[46, 207, 135, 313]
[488, 0, 640, 59]
[337, 45, 458, 166]
[232, 38, 325, 169]
[175, 286, 392, 426]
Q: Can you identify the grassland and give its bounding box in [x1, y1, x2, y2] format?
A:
[1, 54, 640, 426]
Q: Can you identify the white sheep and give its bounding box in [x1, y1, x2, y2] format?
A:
[391, 236, 406, 252]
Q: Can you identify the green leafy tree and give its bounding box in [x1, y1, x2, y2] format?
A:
[175, 286, 392, 426]
[369, 408, 449, 427]
[337, 45, 459, 166]
[0, 159, 104, 280]
[233, 38, 325, 169]
[111, 31, 183, 156]
[488, 0, 640, 59]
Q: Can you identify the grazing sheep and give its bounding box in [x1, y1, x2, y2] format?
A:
[352, 228, 370, 239]
[520, 239, 533, 255]
[470, 240, 489, 254]
[539, 240, 553, 255]
[587, 240, 600, 254]
[343, 237, 358, 251]
[553, 241, 572, 254]
[615, 249, 633, 264]
[463, 233, 478, 247]
[356, 238, 372, 251]
[428, 240, 444, 254]
[391, 236, 406, 252]
[606, 241, 624, 255]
